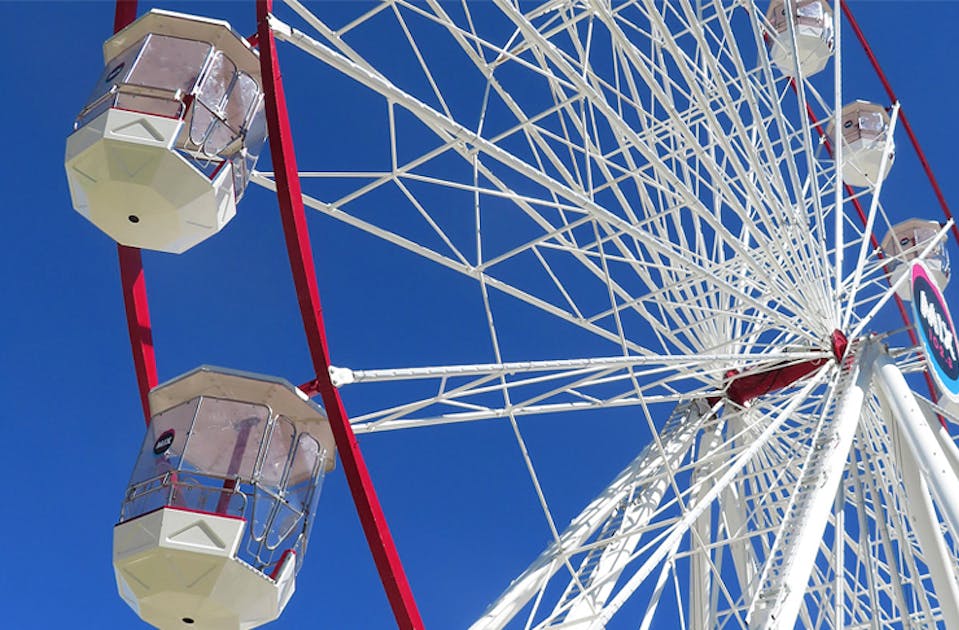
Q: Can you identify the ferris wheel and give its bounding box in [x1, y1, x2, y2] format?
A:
[66, 0, 959, 629]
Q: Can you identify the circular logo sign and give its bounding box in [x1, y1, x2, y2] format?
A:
[153, 429, 175, 456]
[105, 62, 125, 83]
[912, 260, 959, 401]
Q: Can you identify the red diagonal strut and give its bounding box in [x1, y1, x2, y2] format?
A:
[113, 0, 158, 426]
[119, 244, 158, 424]
[725, 330, 847, 407]
[113, 0, 137, 32]
[840, 0, 959, 248]
[255, 2, 424, 628]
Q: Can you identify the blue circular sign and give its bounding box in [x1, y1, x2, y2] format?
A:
[912, 260, 959, 401]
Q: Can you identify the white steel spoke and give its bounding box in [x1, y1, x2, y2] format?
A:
[258, 1, 959, 628]
[470, 400, 712, 630]
[747, 339, 872, 628]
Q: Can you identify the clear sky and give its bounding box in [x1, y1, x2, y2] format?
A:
[4, 1, 959, 629]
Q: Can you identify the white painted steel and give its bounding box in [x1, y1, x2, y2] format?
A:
[879, 402, 959, 630]
[874, 354, 959, 552]
[469, 400, 710, 630]
[251, 1, 959, 627]
[747, 339, 871, 628]
[113, 507, 297, 630]
[65, 108, 238, 253]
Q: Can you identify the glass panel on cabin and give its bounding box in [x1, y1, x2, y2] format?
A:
[189, 102, 216, 148]
[227, 72, 259, 131]
[204, 119, 236, 157]
[191, 53, 244, 156]
[858, 111, 885, 141]
[266, 433, 325, 550]
[172, 397, 269, 515]
[126, 34, 211, 94]
[841, 117, 859, 144]
[197, 52, 236, 111]
[231, 153, 249, 199]
[260, 416, 296, 487]
[768, 1, 828, 33]
[293, 445, 326, 567]
[183, 398, 269, 479]
[114, 92, 183, 118]
[903, 226, 938, 252]
[231, 100, 268, 200]
[205, 72, 261, 158]
[252, 416, 296, 541]
[79, 41, 145, 121]
[767, 2, 786, 32]
[121, 397, 200, 521]
[898, 225, 948, 274]
[246, 101, 268, 158]
[796, 1, 825, 26]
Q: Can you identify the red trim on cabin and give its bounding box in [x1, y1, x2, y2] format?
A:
[270, 549, 296, 581]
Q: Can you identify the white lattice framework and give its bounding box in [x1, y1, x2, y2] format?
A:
[250, 1, 959, 627]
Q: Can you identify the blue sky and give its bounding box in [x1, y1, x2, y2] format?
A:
[5, 1, 959, 628]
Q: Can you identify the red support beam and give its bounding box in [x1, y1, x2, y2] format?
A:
[726, 358, 828, 407]
[255, 2, 424, 628]
[840, 0, 959, 249]
[725, 331, 847, 407]
[113, 0, 137, 32]
[113, 0, 159, 426]
[118, 245, 158, 424]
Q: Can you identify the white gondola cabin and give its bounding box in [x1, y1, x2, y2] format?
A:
[113, 367, 335, 629]
[881, 219, 951, 300]
[765, 0, 834, 78]
[827, 101, 895, 188]
[65, 10, 268, 253]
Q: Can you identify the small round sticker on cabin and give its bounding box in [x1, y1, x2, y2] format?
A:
[912, 260, 959, 401]
[106, 62, 125, 83]
[153, 429, 175, 455]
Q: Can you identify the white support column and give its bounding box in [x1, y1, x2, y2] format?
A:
[873, 354, 959, 628]
[748, 342, 872, 628]
[720, 478, 758, 598]
[688, 419, 725, 629]
[717, 411, 761, 600]
[874, 354, 959, 542]
[917, 396, 959, 490]
[882, 404, 959, 627]
[469, 401, 708, 630]
[832, 481, 845, 627]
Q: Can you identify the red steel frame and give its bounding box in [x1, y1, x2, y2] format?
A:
[111, 0, 423, 627]
[104, 0, 953, 627]
[840, 1, 959, 249]
[118, 244, 157, 423]
[114, 0, 157, 427]
[255, 0, 423, 626]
